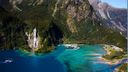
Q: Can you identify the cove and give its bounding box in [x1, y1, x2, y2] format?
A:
[0, 44, 124, 72]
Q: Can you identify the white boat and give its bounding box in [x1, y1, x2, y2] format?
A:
[3, 59, 13, 63]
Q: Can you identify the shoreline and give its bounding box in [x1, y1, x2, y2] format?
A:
[100, 44, 126, 65]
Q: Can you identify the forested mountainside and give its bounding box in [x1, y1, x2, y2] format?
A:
[0, 0, 126, 53]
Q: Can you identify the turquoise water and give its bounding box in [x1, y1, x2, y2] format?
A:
[0, 44, 119, 72]
[57, 45, 113, 72]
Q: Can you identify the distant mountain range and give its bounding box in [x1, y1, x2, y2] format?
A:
[88, 0, 127, 36]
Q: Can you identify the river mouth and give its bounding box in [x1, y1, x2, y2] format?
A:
[0, 44, 124, 72]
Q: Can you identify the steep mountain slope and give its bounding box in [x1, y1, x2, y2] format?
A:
[0, 0, 126, 52]
[88, 0, 127, 36]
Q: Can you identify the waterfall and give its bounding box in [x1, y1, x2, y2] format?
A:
[26, 28, 40, 54]
[33, 28, 38, 48]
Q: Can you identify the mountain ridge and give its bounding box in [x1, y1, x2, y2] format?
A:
[0, 0, 126, 52]
[88, 0, 127, 36]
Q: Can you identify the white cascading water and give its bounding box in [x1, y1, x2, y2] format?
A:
[33, 28, 39, 48]
[26, 28, 39, 54]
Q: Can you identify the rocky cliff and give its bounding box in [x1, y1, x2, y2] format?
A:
[88, 0, 127, 37]
[0, 0, 127, 52]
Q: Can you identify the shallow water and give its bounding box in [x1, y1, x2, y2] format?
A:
[57, 45, 114, 72]
[0, 44, 119, 72]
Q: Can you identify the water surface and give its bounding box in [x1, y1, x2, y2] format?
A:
[0, 44, 121, 72]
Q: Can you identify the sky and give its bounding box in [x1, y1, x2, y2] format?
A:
[101, 0, 127, 8]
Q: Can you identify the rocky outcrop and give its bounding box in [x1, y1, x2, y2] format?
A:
[88, 0, 127, 36]
[0, 0, 127, 52]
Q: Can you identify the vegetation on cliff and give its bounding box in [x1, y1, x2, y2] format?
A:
[0, 0, 126, 53]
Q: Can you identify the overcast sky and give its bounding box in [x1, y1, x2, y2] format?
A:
[101, 0, 127, 8]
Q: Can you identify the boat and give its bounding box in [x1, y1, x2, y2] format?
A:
[3, 59, 13, 63]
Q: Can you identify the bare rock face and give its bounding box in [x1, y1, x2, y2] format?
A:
[0, 0, 127, 52]
[9, 0, 23, 11]
[88, 0, 127, 36]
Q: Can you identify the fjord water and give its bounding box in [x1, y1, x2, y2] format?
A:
[0, 45, 117, 72]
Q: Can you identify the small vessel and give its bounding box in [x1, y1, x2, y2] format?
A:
[3, 59, 13, 63]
